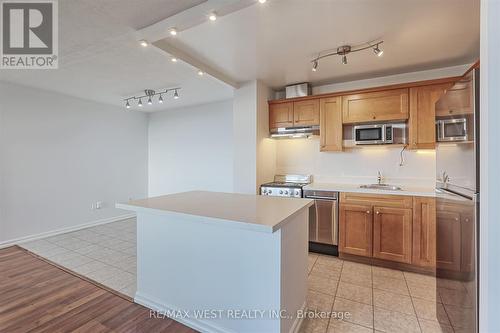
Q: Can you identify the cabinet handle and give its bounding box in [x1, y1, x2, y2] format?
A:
[376, 211, 380, 214]
[366, 210, 371, 214]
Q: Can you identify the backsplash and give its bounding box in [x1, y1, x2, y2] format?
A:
[275, 137, 436, 188]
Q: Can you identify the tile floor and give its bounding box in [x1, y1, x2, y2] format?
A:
[20, 218, 474, 333]
[19, 218, 137, 298]
[302, 253, 475, 333]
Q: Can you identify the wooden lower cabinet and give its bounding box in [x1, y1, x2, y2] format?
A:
[412, 197, 436, 267]
[339, 193, 436, 268]
[436, 210, 461, 271]
[373, 207, 412, 264]
[339, 204, 372, 257]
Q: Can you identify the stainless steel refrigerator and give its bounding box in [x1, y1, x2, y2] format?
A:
[435, 67, 479, 333]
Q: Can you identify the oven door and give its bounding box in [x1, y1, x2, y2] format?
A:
[354, 125, 385, 145]
[437, 118, 468, 142]
[308, 198, 338, 245]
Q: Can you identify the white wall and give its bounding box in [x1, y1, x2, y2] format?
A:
[148, 100, 233, 196]
[275, 138, 435, 187]
[313, 64, 471, 95]
[233, 82, 258, 194]
[0, 82, 148, 244]
[480, 0, 500, 331]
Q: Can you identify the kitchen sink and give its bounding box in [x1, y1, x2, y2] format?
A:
[360, 184, 403, 191]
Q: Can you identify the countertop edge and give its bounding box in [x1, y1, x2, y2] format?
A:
[116, 199, 314, 234]
[303, 183, 436, 197]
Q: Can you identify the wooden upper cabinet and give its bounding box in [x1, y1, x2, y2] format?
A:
[319, 97, 343, 152]
[342, 88, 409, 124]
[412, 197, 436, 268]
[339, 204, 373, 257]
[435, 75, 474, 117]
[293, 99, 320, 127]
[372, 206, 412, 264]
[269, 102, 293, 129]
[409, 83, 451, 150]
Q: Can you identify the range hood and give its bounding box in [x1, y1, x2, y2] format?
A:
[270, 126, 319, 139]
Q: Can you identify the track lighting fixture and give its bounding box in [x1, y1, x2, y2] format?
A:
[373, 44, 384, 57]
[311, 40, 384, 68]
[197, 70, 204, 76]
[139, 40, 148, 47]
[169, 28, 178, 36]
[171, 57, 178, 62]
[123, 88, 182, 109]
[312, 60, 318, 72]
[209, 12, 217, 21]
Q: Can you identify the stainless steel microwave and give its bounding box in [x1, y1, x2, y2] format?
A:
[436, 118, 468, 142]
[354, 123, 406, 145]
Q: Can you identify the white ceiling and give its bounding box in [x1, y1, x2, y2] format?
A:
[0, 0, 234, 112]
[0, 0, 480, 111]
[166, 0, 480, 89]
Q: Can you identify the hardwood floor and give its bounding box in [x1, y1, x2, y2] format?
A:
[0, 246, 197, 333]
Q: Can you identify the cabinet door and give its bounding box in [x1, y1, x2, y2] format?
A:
[342, 88, 409, 123]
[412, 197, 436, 267]
[460, 213, 474, 273]
[339, 204, 372, 257]
[435, 75, 474, 117]
[269, 102, 293, 129]
[293, 99, 320, 126]
[409, 84, 450, 149]
[436, 210, 461, 271]
[373, 207, 412, 264]
[319, 97, 343, 151]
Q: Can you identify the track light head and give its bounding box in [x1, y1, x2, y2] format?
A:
[125, 100, 130, 109]
[147, 97, 153, 105]
[209, 12, 217, 21]
[158, 95, 164, 104]
[138, 98, 143, 107]
[171, 57, 178, 62]
[169, 28, 178, 36]
[312, 60, 318, 72]
[342, 55, 348, 65]
[174, 90, 179, 99]
[373, 44, 384, 57]
[197, 70, 204, 76]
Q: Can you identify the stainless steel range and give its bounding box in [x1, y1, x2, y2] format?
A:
[260, 174, 312, 198]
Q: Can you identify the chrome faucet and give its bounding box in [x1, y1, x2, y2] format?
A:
[377, 171, 383, 185]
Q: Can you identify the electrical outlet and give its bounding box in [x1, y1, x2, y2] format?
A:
[90, 203, 95, 210]
[95, 201, 103, 209]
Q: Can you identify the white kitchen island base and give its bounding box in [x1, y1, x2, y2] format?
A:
[117, 191, 312, 333]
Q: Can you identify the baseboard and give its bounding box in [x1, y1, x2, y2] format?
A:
[0, 213, 136, 249]
[135, 292, 234, 333]
[290, 302, 306, 333]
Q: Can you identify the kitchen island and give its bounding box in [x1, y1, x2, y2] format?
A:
[116, 191, 313, 333]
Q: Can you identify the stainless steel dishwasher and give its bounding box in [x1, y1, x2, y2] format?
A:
[303, 190, 339, 254]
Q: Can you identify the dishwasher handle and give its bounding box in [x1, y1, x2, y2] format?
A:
[304, 195, 338, 200]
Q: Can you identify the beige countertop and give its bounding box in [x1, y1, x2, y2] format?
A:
[304, 182, 435, 197]
[116, 191, 313, 233]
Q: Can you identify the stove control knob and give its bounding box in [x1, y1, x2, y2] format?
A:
[279, 190, 283, 194]
[295, 190, 300, 196]
[284, 190, 288, 195]
[268, 190, 272, 194]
